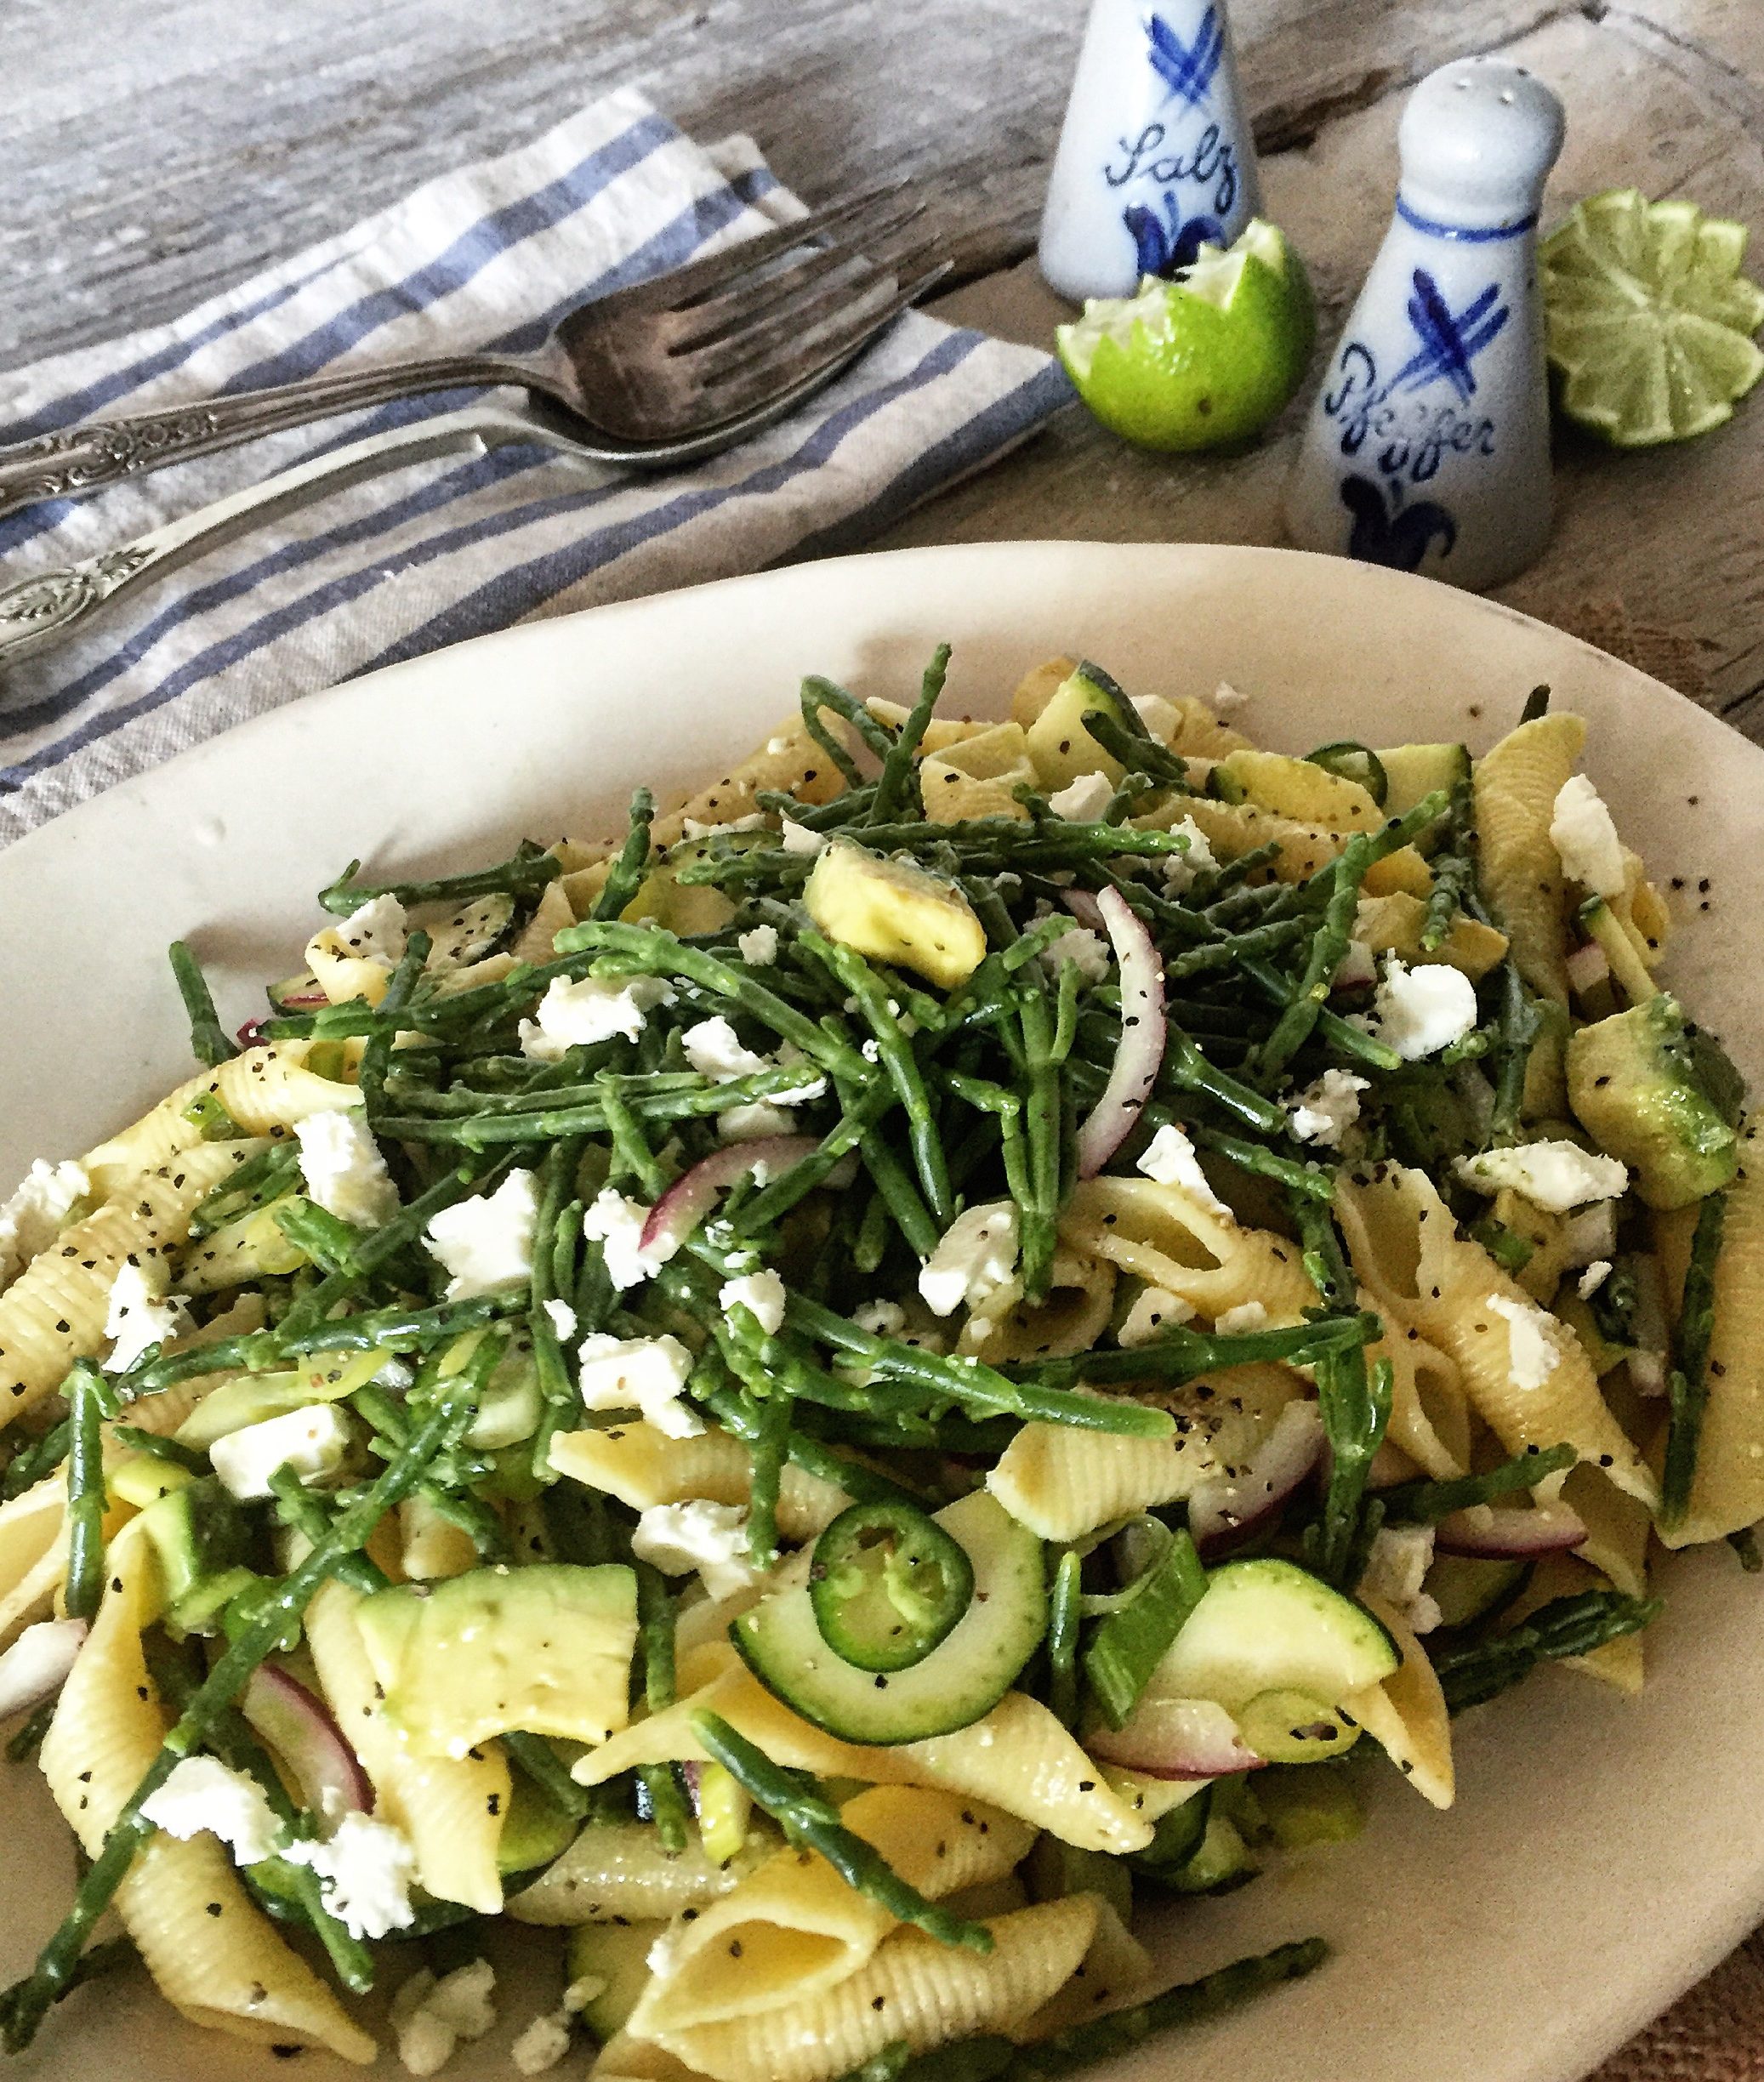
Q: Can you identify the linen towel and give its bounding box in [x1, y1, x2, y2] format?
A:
[0, 86, 1070, 843]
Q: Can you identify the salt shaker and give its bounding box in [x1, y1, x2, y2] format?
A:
[1038, 0, 1260, 302]
[1283, 58, 1566, 592]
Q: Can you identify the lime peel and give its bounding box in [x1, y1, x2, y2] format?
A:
[1056, 219, 1315, 453]
[1541, 188, 1764, 447]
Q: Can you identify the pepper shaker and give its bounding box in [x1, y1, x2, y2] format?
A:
[1038, 0, 1260, 302]
[1283, 57, 1566, 591]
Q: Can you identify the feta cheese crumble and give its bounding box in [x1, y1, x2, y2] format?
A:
[1039, 926, 1112, 985]
[682, 1016, 772, 1082]
[1136, 1123, 1232, 1218]
[424, 1169, 539, 1300]
[511, 2010, 574, 2074]
[581, 1186, 669, 1290]
[779, 816, 830, 856]
[139, 1755, 281, 1865]
[681, 813, 767, 841]
[719, 1104, 804, 1141]
[543, 1298, 578, 1341]
[1131, 693, 1181, 742]
[632, 1499, 757, 1599]
[1047, 772, 1116, 822]
[334, 892, 408, 968]
[1486, 1293, 1562, 1391]
[209, 1402, 353, 1500]
[1361, 1524, 1441, 1635]
[737, 924, 780, 967]
[286, 1812, 418, 1942]
[1578, 1260, 1613, 1300]
[1211, 681, 1249, 717]
[576, 1332, 703, 1439]
[519, 974, 674, 1060]
[1454, 1141, 1628, 1214]
[719, 1269, 787, 1336]
[919, 1203, 1020, 1318]
[0, 1158, 88, 1290]
[853, 1299, 908, 1337]
[1159, 816, 1217, 896]
[104, 1261, 188, 1374]
[1363, 957, 1477, 1061]
[1287, 1068, 1369, 1149]
[1549, 775, 1626, 898]
[390, 1958, 496, 2076]
[1118, 1286, 1196, 1347]
[295, 1109, 399, 1229]
[1214, 1300, 1269, 1335]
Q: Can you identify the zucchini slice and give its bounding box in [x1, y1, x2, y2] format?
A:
[1142, 1557, 1398, 1712]
[731, 1490, 1045, 1744]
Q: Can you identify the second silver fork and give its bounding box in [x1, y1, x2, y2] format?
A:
[0, 185, 944, 526]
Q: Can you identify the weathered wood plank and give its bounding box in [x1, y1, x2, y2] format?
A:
[0, 0, 1581, 369]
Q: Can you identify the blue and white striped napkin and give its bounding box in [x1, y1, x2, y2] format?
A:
[0, 87, 1070, 844]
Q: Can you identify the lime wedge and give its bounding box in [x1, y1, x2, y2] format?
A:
[1541, 189, 1764, 445]
[1056, 219, 1316, 452]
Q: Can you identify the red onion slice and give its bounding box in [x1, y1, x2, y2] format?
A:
[1187, 1401, 1325, 1559]
[1075, 886, 1166, 1178]
[1061, 890, 1107, 934]
[242, 1664, 373, 1819]
[639, 1135, 819, 1258]
[1088, 1696, 1262, 1779]
[1433, 1502, 1588, 1560]
[0, 1618, 87, 1721]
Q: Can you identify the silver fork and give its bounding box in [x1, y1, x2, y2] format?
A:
[0, 186, 945, 524]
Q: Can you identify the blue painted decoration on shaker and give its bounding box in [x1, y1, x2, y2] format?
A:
[1283, 57, 1567, 594]
[1039, 0, 1260, 302]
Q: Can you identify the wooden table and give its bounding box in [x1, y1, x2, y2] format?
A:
[4, 4, 1762, 2075]
[5, 0, 1762, 731]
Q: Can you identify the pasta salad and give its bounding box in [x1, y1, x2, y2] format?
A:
[0, 652, 1753, 2078]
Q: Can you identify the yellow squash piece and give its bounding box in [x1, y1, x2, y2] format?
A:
[804, 841, 987, 989]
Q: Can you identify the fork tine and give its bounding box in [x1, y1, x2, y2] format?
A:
[692, 261, 954, 428]
[583, 183, 909, 323]
[685, 236, 945, 388]
[667, 196, 930, 350]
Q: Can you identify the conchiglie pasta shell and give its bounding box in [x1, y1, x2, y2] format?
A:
[508, 1820, 768, 1926]
[549, 1423, 851, 1544]
[0, 1141, 268, 1422]
[41, 1527, 375, 2062]
[1345, 1589, 1454, 1810]
[987, 1363, 1299, 1542]
[1472, 713, 1585, 1004]
[304, 1580, 507, 1912]
[1334, 1164, 1656, 1507]
[515, 874, 579, 959]
[956, 1247, 1114, 1364]
[1659, 1119, 1764, 1545]
[629, 1789, 1032, 2034]
[653, 717, 848, 850]
[575, 1655, 1152, 1857]
[1059, 1177, 1315, 1324]
[1371, 1309, 1471, 1481]
[83, 1044, 356, 1197]
[646, 1897, 1100, 2082]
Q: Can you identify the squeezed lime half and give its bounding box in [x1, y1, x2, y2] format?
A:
[1541, 188, 1764, 446]
[1056, 220, 1316, 452]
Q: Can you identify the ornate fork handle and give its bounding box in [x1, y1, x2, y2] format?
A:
[0, 354, 541, 521]
[0, 405, 596, 675]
